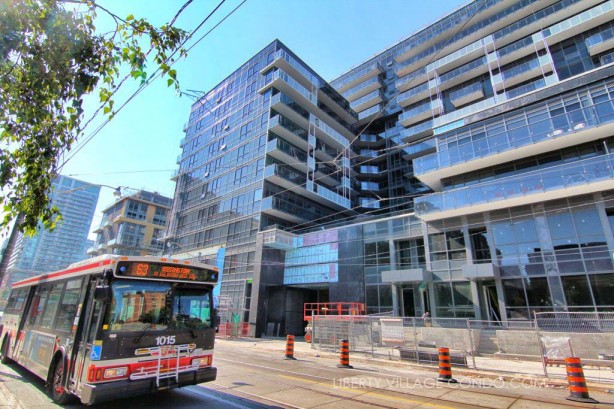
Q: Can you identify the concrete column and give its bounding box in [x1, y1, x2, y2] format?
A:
[470, 280, 481, 319]
[391, 283, 399, 317]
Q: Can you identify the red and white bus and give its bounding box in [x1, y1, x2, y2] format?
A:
[0, 254, 219, 405]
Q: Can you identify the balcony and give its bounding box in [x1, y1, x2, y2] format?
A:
[428, 37, 493, 76]
[261, 196, 310, 224]
[270, 92, 310, 130]
[342, 76, 382, 102]
[586, 27, 614, 56]
[261, 49, 319, 91]
[310, 115, 352, 152]
[350, 89, 383, 112]
[415, 154, 614, 221]
[437, 55, 489, 92]
[397, 82, 430, 108]
[264, 164, 351, 211]
[399, 99, 443, 127]
[506, 76, 557, 100]
[493, 55, 553, 91]
[416, 96, 614, 189]
[170, 169, 181, 182]
[262, 227, 298, 250]
[402, 139, 437, 161]
[332, 61, 382, 93]
[449, 82, 484, 108]
[493, 0, 602, 46]
[543, 0, 614, 46]
[269, 114, 309, 151]
[400, 120, 434, 143]
[266, 138, 308, 172]
[495, 33, 543, 67]
[395, 66, 428, 93]
[355, 103, 383, 126]
[259, 69, 317, 107]
[433, 96, 498, 130]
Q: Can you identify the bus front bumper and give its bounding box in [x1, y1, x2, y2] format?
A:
[79, 366, 217, 405]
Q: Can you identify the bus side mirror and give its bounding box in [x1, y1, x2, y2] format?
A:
[94, 285, 112, 303]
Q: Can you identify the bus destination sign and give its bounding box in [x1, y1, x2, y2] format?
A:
[116, 262, 218, 283]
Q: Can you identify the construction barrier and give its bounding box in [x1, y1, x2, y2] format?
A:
[337, 339, 353, 369]
[216, 322, 250, 339]
[284, 335, 296, 360]
[437, 347, 457, 383]
[565, 357, 599, 404]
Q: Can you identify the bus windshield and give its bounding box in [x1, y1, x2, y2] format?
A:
[103, 280, 213, 332]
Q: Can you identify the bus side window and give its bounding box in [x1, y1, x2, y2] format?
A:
[27, 287, 49, 327]
[54, 279, 83, 332]
[87, 302, 103, 344]
[41, 283, 64, 329]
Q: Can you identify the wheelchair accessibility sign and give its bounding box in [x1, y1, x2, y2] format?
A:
[90, 345, 102, 361]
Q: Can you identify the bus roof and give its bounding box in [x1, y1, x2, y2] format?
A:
[11, 255, 218, 289]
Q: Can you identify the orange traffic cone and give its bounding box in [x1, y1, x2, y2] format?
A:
[437, 347, 457, 383]
[284, 334, 296, 360]
[565, 357, 598, 403]
[337, 339, 353, 369]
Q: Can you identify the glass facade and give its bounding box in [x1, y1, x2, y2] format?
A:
[169, 1, 614, 336]
[0, 176, 100, 309]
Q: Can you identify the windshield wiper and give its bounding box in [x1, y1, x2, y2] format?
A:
[133, 323, 154, 343]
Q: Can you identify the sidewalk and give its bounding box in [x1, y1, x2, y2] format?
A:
[216, 335, 614, 398]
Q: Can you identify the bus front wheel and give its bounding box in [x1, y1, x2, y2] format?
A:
[0, 337, 11, 364]
[49, 358, 73, 404]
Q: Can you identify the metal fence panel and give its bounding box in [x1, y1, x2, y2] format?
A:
[310, 313, 614, 383]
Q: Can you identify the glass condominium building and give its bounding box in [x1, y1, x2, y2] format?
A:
[171, 0, 614, 336]
[0, 176, 100, 309]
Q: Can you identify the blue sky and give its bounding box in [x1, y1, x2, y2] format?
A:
[58, 0, 467, 232]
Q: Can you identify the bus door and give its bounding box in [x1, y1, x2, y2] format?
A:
[71, 279, 104, 392]
[14, 285, 49, 366]
[6, 286, 36, 361]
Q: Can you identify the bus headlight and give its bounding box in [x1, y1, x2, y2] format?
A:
[104, 367, 128, 379]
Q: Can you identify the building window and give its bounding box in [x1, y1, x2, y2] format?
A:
[126, 200, 147, 221]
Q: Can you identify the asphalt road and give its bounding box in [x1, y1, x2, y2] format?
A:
[0, 338, 610, 408]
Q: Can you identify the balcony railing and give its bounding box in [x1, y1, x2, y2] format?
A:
[449, 82, 484, 108]
[263, 69, 317, 105]
[395, 66, 427, 92]
[268, 48, 319, 86]
[400, 120, 434, 142]
[543, 0, 614, 43]
[586, 25, 614, 56]
[311, 115, 350, 148]
[271, 92, 310, 120]
[265, 163, 307, 186]
[266, 138, 308, 162]
[397, 82, 430, 107]
[350, 89, 383, 111]
[332, 61, 382, 92]
[399, 99, 443, 126]
[416, 89, 614, 174]
[270, 114, 309, 142]
[438, 56, 487, 84]
[415, 154, 614, 217]
[357, 104, 383, 121]
[493, 0, 584, 41]
[342, 76, 381, 100]
[497, 34, 534, 59]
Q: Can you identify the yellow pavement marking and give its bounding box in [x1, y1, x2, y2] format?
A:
[278, 374, 459, 409]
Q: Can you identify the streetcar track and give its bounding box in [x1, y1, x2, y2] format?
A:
[214, 354, 591, 409]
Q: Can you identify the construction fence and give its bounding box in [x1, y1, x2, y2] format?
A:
[310, 312, 614, 383]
